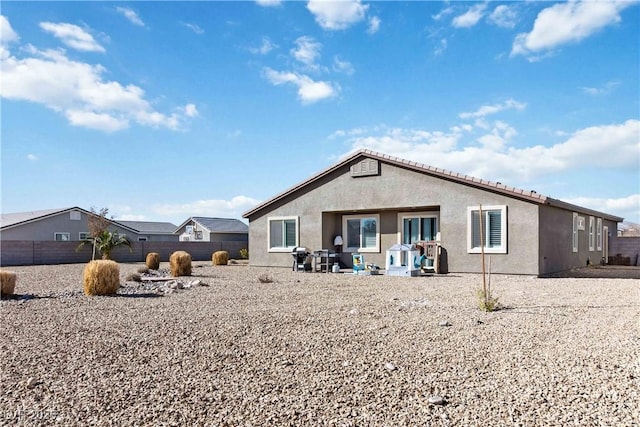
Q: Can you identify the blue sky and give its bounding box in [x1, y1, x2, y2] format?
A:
[1, 0, 639, 225]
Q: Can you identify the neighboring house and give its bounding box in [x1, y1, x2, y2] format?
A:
[0, 207, 178, 242]
[175, 217, 248, 244]
[243, 150, 624, 276]
[118, 220, 179, 242]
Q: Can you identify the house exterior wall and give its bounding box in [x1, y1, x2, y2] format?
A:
[538, 206, 620, 274]
[248, 161, 541, 274]
[1, 210, 94, 241]
[1, 210, 175, 242]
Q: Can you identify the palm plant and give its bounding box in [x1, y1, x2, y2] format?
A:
[77, 230, 133, 260]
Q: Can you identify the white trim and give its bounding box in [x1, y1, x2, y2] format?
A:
[572, 212, 579, 253]
[397, 212, 439, 244]
[268, 216, 299, 253]
[467, 205, 507, 254]
[342, 214, 380, 253]
[588, 216, 595, 251]
[596, 218, 603, 251]
[54, 232, 70, 241]
[79, 232, 91, 241]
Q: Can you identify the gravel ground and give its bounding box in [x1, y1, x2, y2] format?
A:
[1, 262, 639, 426]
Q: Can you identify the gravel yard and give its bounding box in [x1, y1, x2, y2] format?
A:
[1, 263, 639, 426]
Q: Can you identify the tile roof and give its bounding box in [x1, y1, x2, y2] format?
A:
[243, 149, 623, 222]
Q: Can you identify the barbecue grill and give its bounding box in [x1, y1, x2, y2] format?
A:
[292, 247, 311, 272]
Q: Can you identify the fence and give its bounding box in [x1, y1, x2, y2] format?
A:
[0, 240, 247, 266]
[609, 237, 640, 266]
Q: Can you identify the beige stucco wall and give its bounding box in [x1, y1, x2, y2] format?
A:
[248, 161, 541, 274]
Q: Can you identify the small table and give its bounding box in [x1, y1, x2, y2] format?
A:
[313, 249, 336, 273]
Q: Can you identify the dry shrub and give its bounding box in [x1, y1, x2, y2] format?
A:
[0, 270, 17, 297]
[170, 251, 192, 277]
[258, 273, 274, 284]
[126, 273, 142, 282]
[476, 288, 500, 312]
[146, 252, 160, 270]
[83, 260, 120, 296]
[212, 251, 229, 266]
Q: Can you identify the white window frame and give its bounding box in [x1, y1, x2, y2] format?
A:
[343, 214, 380, 253]
[467, 205, 507, 254]
[79, 232, 91, 241]
[588, 216, 595, 251]
[572, 212, 579, 253]
[596, 218, 603, 251]
[54, 232, 70, 241]
[70, 210, 81, 220]
[195, 230, 203, 240]
[398, 212, 439, 244]
[268, 216, 299, 253]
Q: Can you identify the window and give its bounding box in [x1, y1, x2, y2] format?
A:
[343, 214, 379, 252]
[572, 213, 579, 253]
[467, 206, 507, 254]
[399, 213, 438, 244]
[138, 237, 148, 242]
[596, 218, 603, 251]
[54, 232, 70, 241]
[268, 216, 298, 252]
[79, 232, 91, 241]
[588, 216, 595, 251]
[70, 210, 81, 220]
[195, 231, 203, 240]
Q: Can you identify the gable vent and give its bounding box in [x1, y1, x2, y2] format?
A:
[350, 158, 380, 177]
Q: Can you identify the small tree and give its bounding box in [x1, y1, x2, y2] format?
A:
[77, 230, 133, 260]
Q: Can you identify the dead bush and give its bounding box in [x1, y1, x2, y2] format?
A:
[0, 270, 17, 297]
[83, 260, 120, 296]
[170, 251, 192, 277]
[212, 251, 229, 266]
[146, 252, 160, 270]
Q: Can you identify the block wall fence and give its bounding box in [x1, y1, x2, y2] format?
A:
[0, 240, 247, 266]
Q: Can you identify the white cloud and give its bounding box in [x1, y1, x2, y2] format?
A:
[39, 22, 104, 52]
[1, 15, 19, 44]
[580, 80, 621, 96]
[250, 36, 277, 55]
[562, 194, 640, 222]
[307, 0, 368, 30]
[459, 99, 527, 119]
[116, 7, 145, 27]
[432, 6, 454, 21]
[511, 0, 634, 59]
[335, 119, 639, 184]
[333, 56, 354, 75]
[152, 196, 261, 221]
[181, 22, 204, 35]
[26, 153, 38, 161]
[256, 0, 282, 7]
[434, 38, 447, 56]
[291, 36, 322, 69]
[452, 3, 487, 28]
[0, 19, 196, 132]
[263, 68, 339, 104]
[367, 16, 381, 34]
[488, 4, 518, 29]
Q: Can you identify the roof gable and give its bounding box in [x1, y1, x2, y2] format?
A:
[242, 149, 623, 222]
[176, 217, 248, 234]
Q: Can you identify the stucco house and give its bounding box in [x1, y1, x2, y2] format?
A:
[175, 217, 248, 244]
[0, 207, 178, 242]
[243, 150, 623, 276]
